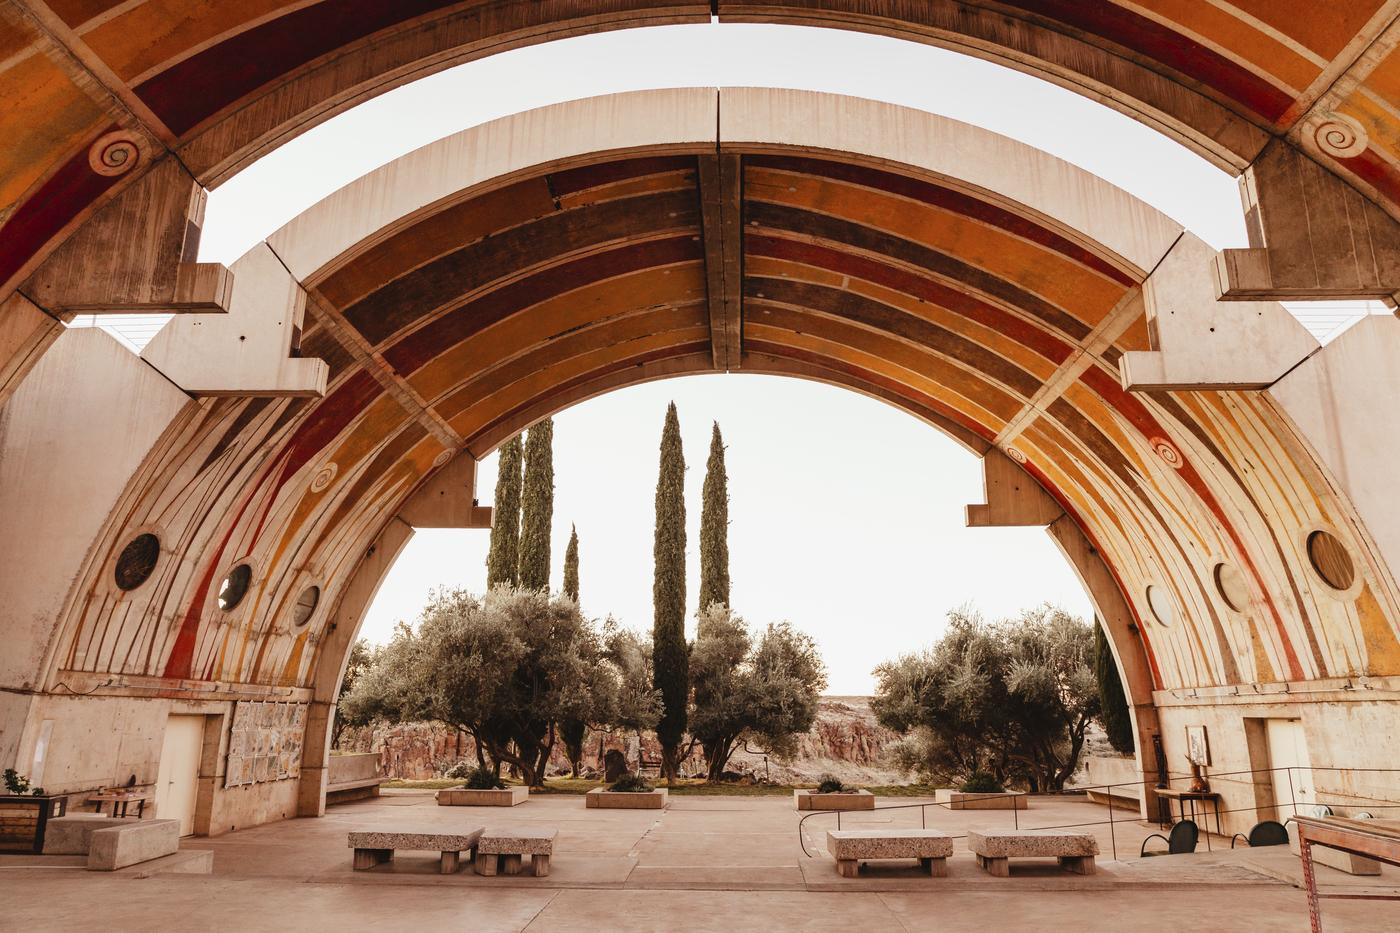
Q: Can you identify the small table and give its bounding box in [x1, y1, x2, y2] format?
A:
[87, 791, 152, 818]
[1294, 816, 1400, 933]
[1155, 788, 1223, 841]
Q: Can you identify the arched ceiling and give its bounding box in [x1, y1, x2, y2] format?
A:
[40, 91, 1400, 713]
[5, 0, 1400, 306]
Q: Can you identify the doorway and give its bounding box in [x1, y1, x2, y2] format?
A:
[1265, 718, 1315, 820]
[154, 714, 204, 836]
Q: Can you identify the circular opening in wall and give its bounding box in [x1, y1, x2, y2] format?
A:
[1307, 530, 1355, 591]
[1214, 562, 1249, 613]
[217, 563, 253, 611]
[1146, 585, 1175, 627]
[292, 585, 320, 627]
[114, 533, 160, 591]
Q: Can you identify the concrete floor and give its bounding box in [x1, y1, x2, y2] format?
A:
[3, 793, 1396, 932]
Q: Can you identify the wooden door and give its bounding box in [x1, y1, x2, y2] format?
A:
[154, 715, 204, 836]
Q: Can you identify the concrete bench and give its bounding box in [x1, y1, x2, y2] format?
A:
[475, 828, 556, 877]
[87, 819, 179, 871]
[967, 828, 1098, 876]
[347, 828, 483, 874]
[43, 815, 131, 855]
[827, 829, 954, 877]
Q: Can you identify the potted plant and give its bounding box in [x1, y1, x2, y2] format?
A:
[435, 766, 529, 807]
[585, 772, 668, 809]
[0, 769, 68, 853]
[794, 773, 875, 811]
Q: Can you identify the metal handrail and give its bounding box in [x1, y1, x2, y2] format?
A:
[795, 765, 1400, 861]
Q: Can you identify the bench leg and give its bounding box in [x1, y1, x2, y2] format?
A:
[532, 854, 551, 878]
[353, 848, 392, 871]
[921, 857, 948, 878]
[1058, 855, 1095, 875]
[983, 856, 1009, 877]
[500, 854, 523, 876]
[440, 850, 460, 874]
[836, 859, 859, 878]
[474, 852, 498, 876]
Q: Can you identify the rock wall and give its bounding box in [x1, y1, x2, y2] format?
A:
[340, 696, 902, 784]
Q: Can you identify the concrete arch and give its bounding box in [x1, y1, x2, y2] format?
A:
[3, 89, 1400, 834]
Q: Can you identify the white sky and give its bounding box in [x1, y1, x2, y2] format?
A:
[92, 23, 1386, 693]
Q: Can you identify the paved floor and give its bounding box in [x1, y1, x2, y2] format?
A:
[3, 793, 1396, 932]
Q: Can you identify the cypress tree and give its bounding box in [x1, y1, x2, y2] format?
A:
[485, 435, 524, 587]
[652, 402, 688, 782]
[698, 421, 730, 613]
[517, 418, 555, 591]
[563, 524, 580, 604]
[1094, 620, 1135, 754]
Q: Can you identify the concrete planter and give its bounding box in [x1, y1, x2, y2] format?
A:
[435, 786, 529, 807]
[934, 789, 1028, 810]
[585, 787, 668, 809]
[794, 789, 875, 811]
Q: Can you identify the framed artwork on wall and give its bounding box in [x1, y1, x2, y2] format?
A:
[1185, 724, 1211, 766]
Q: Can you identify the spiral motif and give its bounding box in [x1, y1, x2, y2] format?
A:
[432, 449, 455, 468]
[1311, 113, 1367, 160]
[1005, 446, 1027, 464]
[310, 462, 338, 493]
[1150, 436, 1184, 470]
[88, 132, 141, 177]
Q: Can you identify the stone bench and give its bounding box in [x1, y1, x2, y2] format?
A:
[475, 828, 557, 877]
[347, 828, 483, 874]
[43, 815, 131, 855]
[87, 819, 179, 871]
[967, 828, 1098, 876]
[827, 829, 954, 877]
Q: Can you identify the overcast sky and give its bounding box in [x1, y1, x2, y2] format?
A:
[181, 24, 1376, 694]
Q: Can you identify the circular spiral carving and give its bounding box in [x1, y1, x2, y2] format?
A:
[310, 462, 338, 493]
[1150, 436, 1184, 470]
[432, 449, 455, 468]
[1311, 113, 1367, 159]
[88, 132, 141, 177]
[1005, 446, 1027, 464]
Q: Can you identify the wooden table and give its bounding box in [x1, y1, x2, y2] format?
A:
[1155, 787, 1223, 839]
[87, 791, 152, 818]
[1294, 816, 1400, 933]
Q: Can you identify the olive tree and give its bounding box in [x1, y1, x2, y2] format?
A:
[873, 605, 1099, 791]
[689, 606, 827, 781]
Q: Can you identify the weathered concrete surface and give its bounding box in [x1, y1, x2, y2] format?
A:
[437, 786, 529, 807]
[586, 788, 668, 809]
[87, 819, 179, 870]
[42, 815, 130, 855]
[796, 790, 875, 811]
[3, 796, 1395, 932]
[935, 790, 1029, 811]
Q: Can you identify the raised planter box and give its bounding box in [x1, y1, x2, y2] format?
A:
[585, 787, 668, 809]
[0, 794, 68, 853]
[794, 789, 874, 811]
[436, 786, 529, 807]
[934, 789, 1028, 810]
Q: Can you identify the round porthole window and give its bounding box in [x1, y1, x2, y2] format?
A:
[292, 585, 320, 628]
[1307, 530, 1355, 591]
[1146, 584, 1175, 627]
[114, 533, 160, 591]
[217, 563, 253, 611]
[1214, 562, 1249, 613]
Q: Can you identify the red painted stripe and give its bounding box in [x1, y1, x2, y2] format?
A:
[748, 233, 1077, 364]
[747, 154, 1138, 286]
[0, 130, 120, 289]
[1077, 366, 1304, 680]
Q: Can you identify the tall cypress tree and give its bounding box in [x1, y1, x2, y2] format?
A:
[1094, 620, 1135, 753]
[652, 402, 689, 782]
[517, 418, 555, 591]
[485, 434, 524, 587]
[563, 524, 580, 604]
[698, 421, 730, 613]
